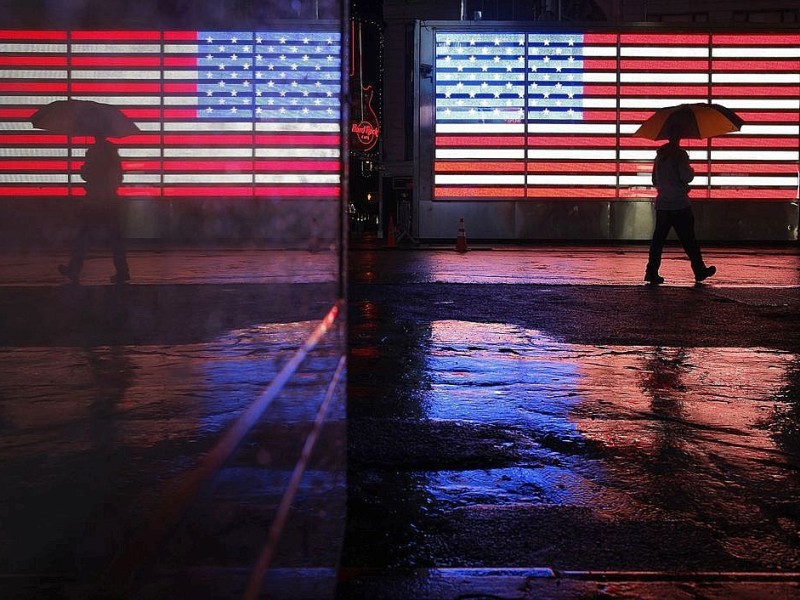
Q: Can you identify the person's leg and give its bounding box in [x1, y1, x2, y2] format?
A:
[60, 221, 89, 281]
[672, 207, 714, 279]
[109, 204, 130, 283]
[646, 210, 672, 281]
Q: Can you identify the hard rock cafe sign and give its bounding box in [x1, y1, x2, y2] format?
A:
[350, 84, 380, 152]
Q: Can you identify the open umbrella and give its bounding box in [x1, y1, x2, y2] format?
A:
[31, 99, 140, 138]
[633, 103, 744, 140]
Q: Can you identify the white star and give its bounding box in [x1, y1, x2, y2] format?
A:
[291, 63, 298, 70]
[206, 89, 213, 96]
[469, 39, 476, 46]
[302, 107, 309, 114]
[445, 91, 452, 98]
[543, 56, 550, 63]
[482, 65, 489, 72]
[231, 106, 237, 113]
[494, 38, 501, 46]
[326, 37, 334, 45]
[267, 80, 274, 87]
[279, 37, 287, 44]
[505, 82, 513, 89]
[218, 63, 226, 70]
[256, 89, 263, 96]
[302, 54, 309, 61]
[218, 80, 225, 87]
[206, 106, 213, 113]
[493, 56, 501, 63]
[543, 39, 550, 46]
[243, 63, 250, 70]
[256, 36, 263, 44]
[469, 56, 476, 63]
[218, 98, 225, 105]
[231, 53, 238, 61]
[568, 38, 575, 46]
[303, 37, 310, 44]
[279, 54, 286, 61]
[243, 80, 250, 87]
[206, 54, 213, 60]
[315, 65, 322, 71]
[243, 46, 251, 53]
[256, 106, 263, 114]
[326, 55, 334, 61]
[218, 45, 225, 52]
[231, 36, 238, 44]
[206, 36, 213, 44]
[231, 89, 237, 96]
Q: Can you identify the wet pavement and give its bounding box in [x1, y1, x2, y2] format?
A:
[341, 243, 800, 599]
[0, 248, 346, 599]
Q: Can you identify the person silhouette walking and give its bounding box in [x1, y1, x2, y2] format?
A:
[59, 137, 130, 284]
[644, 137, 715, 285]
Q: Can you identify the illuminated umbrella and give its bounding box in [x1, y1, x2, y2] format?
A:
[31, 99, 140, 138]
[633, 102, 744, 140]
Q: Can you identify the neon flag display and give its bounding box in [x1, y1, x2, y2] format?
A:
[434, 31, 800, 202]
[0, 29, 341, 198]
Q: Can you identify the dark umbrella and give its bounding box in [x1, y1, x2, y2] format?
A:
[633, 102, 744, 140]
[31, 99, 140, 138]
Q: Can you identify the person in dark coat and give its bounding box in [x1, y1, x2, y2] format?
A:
[644, 137, 716, 285]
[58, 137, 130, 284]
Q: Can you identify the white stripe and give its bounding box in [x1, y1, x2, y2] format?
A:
[583, 98, 617, 108]
[710, 176, 798, 186]
[437, 123, 525, 134]
[121, 174, 162, 183]
[712, 73, 800, 84]
[0, 122, 35, 131]
[581, 72, 617, 83]
[133, 122, 161, 131]
[713, 47, 800, 58]
[435, 174, 524, 185]
[163, 96, 198, 106]
[70, 95, 161, 105]
[527, 174, 616, 185]
[71, 70, 161, 79]
[255, 148, 340, 158]
[255, 122, 340, 132]
[165, 148, 253, 157]
[0, 69, 67, 79]
[529, 149, 617, 160]
[717, 99, 800, 110]
[436, 149, 525, 159]
[528, 123, 616, 134]
[620, 98, 711, 109]
[164, 44, 199, 54]
[712, 150, 799, 161]
[164, 70, 198, 79]
[621, 73, 708, 83]
[0, 148, 68, 157]
[0, 174, 67, 183]
[0, 43, 67, 53]
[620, 46, 709, 58]
[255, 174, 340, 184]
[71, 44, 160, 53]
[164, 122, 254, 131]
[120, 148, 161, 157]
[619, 175, 653, 186]
[738, 124, 799, 135]
[581, 46, 617, 57]
[0, 95, 66, 105]
[619, 150, 710, 161]
[164, 174, 254, 183]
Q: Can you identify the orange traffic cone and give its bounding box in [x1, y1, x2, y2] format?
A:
[455, 217, 468, 253]
[386, 216, 396, 248]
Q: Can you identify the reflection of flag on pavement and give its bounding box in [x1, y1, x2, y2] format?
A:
[434, 31, 800, 202]
[0, 29, 341, 198]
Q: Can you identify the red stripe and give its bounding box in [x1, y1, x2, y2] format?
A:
[0, 160, 68, 170]
[163, 108, 197, 118]
[163, 57, 198, 67]
[70, 82, 161, 93]
[435, 161, 525, 173]
[254, 186, 340, 197]
[620, 85, 708, 96]
[0, 82, 67, 92]
[620, 33, 709, 45]
[435, 136, 525, 147]
[0, 108, 36, 118]
[527, 187, 618, 198]
[528, 136, 617, 147]
[255, 134, 340, 146]
[163, 83, 198, 93]
[0, 56, 67, 66]
[434, 187, 525, 198]
[583, 59, 616, 71]
[528, 162, 617, 173]
[713, 59, 798, 72]
[72, 56, 162, 67]
[711, 137, 799, 148]
[712, 34, 800, 46]
[255, 160, 340, 172]
[118, 187, 162, 197]
[712, 85, 800, 97]
[708, 189, 798, 200]
[0, 30, 66, 40]
[585, 33, 618, 45]
[0, 134, 68, 144]
[164, 134, 254, 146]
[0, 187, 70, 196]
[163, 32, 199, 41]
[620, 59, 709, 71]
[70, 31, 162, 40]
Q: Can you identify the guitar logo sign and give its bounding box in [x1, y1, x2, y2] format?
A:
[351, 84, 380, 152]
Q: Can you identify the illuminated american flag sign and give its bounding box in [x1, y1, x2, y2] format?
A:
[0, 29, 341, 198]
[434, 31, 800, 202]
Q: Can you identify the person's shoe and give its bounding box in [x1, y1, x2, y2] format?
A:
[644, 272, 664, 285]
[58, 264, 79, 283]
[695, 265, 716, 282]
[110, 271, 130, 284]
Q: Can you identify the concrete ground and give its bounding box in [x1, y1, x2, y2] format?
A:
[1, 243, 799, 599]
[342, 242, 800, 599]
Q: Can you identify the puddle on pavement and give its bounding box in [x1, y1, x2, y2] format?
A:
[346, 319, 800, 570]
